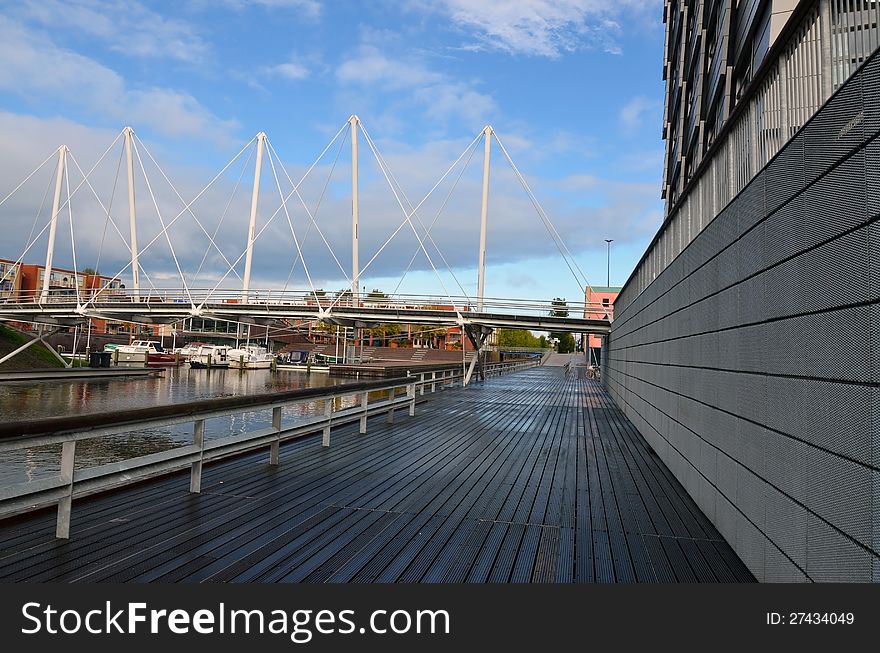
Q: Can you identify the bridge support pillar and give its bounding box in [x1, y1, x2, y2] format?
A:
[0, 326, 69, 368]
[242, 132, 266, 303]
[41, 147, 66, 304]
[477, 126, 492, 312]
[463, 325, 493, 386]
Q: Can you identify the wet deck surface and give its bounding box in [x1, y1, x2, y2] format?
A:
[0, 368, 754, 582]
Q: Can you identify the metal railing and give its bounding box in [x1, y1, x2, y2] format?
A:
[1, 288, 614, 322]
[0, 358, 539, 539]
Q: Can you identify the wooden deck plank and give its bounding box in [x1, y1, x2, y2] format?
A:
[0, 368, 754, 583]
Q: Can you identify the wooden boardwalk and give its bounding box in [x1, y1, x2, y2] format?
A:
[0, 368, 754, 582]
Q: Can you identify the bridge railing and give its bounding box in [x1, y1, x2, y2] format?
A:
[0, 358, 539, 539]
[1, 288, 613, 321]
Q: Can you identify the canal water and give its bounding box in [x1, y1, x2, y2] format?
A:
[0, 367, 357, 486]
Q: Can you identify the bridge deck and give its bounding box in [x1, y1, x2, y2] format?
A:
[0, 368, 753, 582]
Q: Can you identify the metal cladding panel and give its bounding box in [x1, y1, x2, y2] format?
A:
[764, 133, 805, 214]
[865, 142, 880, 297]
[796, 226, 871, 312]
[806, 514, 873, 582]
[763, 485, 808, 570]
[803, 67, 867, 184]
[802, 153, 869, 250]
[605, 51, 880, 582]
[762, 193, 806, 269]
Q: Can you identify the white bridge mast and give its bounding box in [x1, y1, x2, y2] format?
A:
[41, 146, 67, 303]
[477, 125, 492, 312]
[124, 127, 140, 301]
[350, 115, 360, 301]
[242, 132, 266, 302]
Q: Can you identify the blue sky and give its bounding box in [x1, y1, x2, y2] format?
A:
[0, 0, 665, 307]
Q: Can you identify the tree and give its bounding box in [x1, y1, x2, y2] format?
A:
[81, 267, 96, 276]
[550, 297, 569, 318]
[367, 323, 401, 346]
[497, 328, 541, 348]
[549, 297, 573, 353]
[556, 333, 576, 353]
[539, 335, 548, 348]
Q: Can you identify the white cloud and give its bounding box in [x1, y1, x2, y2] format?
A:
[337, 46, 444, 88]
[619, 96, 660, 134]
[213, 0, 322, 18]
[336, 44, 495, 126]
[15, 0, 209, 63]
[264, 61, 311, 81]
[409, 0, 662, 57]
[0, 16, 238, 145]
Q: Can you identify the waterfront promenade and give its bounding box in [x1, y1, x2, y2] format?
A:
[0, 367, 753, 582]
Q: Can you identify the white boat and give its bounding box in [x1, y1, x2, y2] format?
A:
[188, 344, 230, 369]
[176, 341, 206, 360]
[115, 340, 180, 367]
[227, 344, 275, 370]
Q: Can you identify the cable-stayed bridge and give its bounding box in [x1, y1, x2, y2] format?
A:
[0, 117, 611, 379]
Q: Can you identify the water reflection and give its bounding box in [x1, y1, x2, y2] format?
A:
[0, 367, 359, 486]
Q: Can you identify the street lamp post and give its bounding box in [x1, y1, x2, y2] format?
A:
[604, 239, 613, 287]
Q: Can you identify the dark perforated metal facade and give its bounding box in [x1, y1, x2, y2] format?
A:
[606, 52, 880, 582]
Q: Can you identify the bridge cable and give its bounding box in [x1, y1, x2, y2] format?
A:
[66, 151, 164, 304]
[265, 137, 351, 284]
[86, 134, 257, 307]
[493, 131, 592, 291]
[93, 143, 125, 278]
[198, 121, 349, 309]
[322, 128, 483, 315]
[130, 138, 195, 307]
[264, 145, 323, 305]
[0, 148, 60, 211]
[135, 133, 246, 286]
[392, 133, 481, 297]
[0, 132, 126, 294]
[0, 168, 53, 293]
[190, 145, 254, 289]
[365, 130, 473, 301]
[357, 123, 458, 310]
[280, 124, 348, 295]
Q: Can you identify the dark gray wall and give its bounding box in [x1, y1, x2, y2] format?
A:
[605, 54, 880, 582]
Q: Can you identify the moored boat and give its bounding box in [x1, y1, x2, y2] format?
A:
[189, 344, 230, 369]
[115, 340, 181, 367]
[227, 344, 275, 370]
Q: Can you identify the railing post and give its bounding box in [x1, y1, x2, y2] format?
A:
[431, 371, 436, 393]
[359, 391, 368, 434]
[270, 406, 281, 465]
[419, 372, 425, 396]
[56, 440, 76, 539]
[190, 419, 205, 493]
[387, 387, 395, 424]
[408, 382, 416, 417]
[322, 399, 333, 447]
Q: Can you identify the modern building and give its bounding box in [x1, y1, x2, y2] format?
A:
[0, 259, 21, 299]
[605, 0, 880, 581]
[583, 286, 620, 363]
[0, 258, 155, 337]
